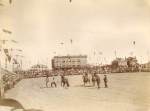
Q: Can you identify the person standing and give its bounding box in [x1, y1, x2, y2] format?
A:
[103, 75, 108, 88]
[61, 75, 65, 87]
[51, 77, 57, 88]
[45, 75, 49, 88]
[65, 76, 70, 88]
[91, 74, 96, 86]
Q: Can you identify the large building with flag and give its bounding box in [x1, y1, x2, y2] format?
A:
[51, 55, 87, 70]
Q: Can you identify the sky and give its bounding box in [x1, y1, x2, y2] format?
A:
[0, 0, 150, 69]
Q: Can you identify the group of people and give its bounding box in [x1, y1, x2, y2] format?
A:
[45, 73, 108, 89]
[83, 73, 108, 89]
[45, 75, 70, 88]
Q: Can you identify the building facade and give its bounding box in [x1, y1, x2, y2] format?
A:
[111, 57, 139, 73]
[52, 55, 87, 70]
[141, 62, 150, 72]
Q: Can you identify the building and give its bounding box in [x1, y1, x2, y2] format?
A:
[141, 62, 150, 72]
[112, 58, 128, 67]
[111, 57, 139, 73]
[126, 57, 138, 67]
[111, 58, 128, 73]
[51, 55, 87, 70]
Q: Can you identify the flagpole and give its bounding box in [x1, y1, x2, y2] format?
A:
[133, 41, 136, 57]
[114, 50, 117, 59]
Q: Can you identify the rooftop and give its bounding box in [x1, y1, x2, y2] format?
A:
[53, 55, 87, 59]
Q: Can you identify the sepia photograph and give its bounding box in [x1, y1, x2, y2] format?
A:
[0, 0, 150, 111]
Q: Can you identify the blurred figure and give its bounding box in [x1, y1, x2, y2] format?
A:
[61, 75, 69, 88]
[45, 75, 49, 88]
[103, 75, 108, 88]
[64, 76, 70, 88]
[91, 74, 96, 86]
[61, 75, 65, 87]
[94, 73, 100, 89]
[51, 77, 57, 88]
[82, 73, 90, 86]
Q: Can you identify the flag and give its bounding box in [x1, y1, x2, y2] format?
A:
[60, 42, 64, 45]
[2, 29, 12, 34]
[9, 0, 12, 4]
[99, 52, 103, 55]
[11, 40, 18, 43]
[0, 3, 4, 6]
[3, 49, 11, 62]
[13, 58, 18, 64]
[70, 39, 73, 44]
[17, 49, 22, 52]
[94, 51, 96, 56]
[4, 49, 9, 55]
[6, 55, 11, 62]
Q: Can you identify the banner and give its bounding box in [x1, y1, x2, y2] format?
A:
[3, 49, 9, 55]
[13, 58, 18, 64]
[3, 49, 11, 63]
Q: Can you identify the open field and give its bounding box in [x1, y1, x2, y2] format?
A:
[5, 72, 150, 111]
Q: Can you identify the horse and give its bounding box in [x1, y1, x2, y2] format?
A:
[83, 74, 90, 86]
[94, 74, 101, 89]
[61, 75, 69, 88]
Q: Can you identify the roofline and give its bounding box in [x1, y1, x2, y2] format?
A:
[53, 55, 87, 58]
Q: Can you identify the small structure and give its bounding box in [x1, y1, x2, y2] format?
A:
[111, 58, 128, 73]
[51, 55, 87, 70]
[111, 57, 139, 73]
[141, 62, 150, 72]
[27, 64, 49, 78]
